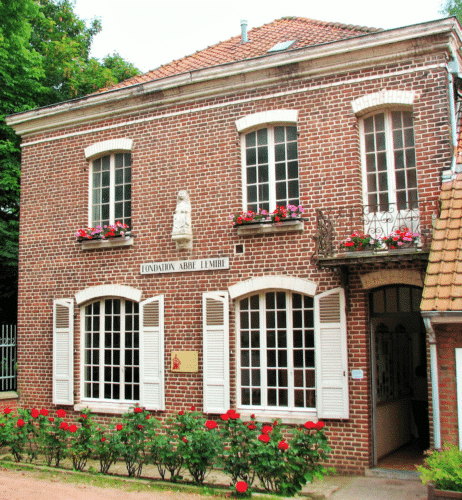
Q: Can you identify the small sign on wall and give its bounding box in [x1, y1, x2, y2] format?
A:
[171, 351, 198, 372]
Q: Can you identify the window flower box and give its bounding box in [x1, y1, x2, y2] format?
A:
[382, 228, 419, 250]
[340, 231, 381, 252]
[231, 205, 305, 235]
[76, 223, 134, 250]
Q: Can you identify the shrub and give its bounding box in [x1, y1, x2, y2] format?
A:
[92, 425, 118, 474]
[173, 407, 222, 485]
[150, 432, 183, 481]
[1, 408, 38, 462]
[220, 410, 258, 487]
[418, 444, 462, 492]
[37, 408, 70, 467]
[68, 409, 94, 471]
[113, 405, 159, 477]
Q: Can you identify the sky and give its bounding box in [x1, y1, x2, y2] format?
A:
[73, 0, 447, 74]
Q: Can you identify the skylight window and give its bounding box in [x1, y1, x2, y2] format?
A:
[268, 40, 296, 52]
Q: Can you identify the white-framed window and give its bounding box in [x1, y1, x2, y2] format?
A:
[90, 152, 131, 227]
[241, 125, 299, 212]
[237, 291, 315, 410]
[83, 298, 139, 402]
[361, 110, 417, 212]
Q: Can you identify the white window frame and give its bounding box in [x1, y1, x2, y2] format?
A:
[236, 290, 317, 420]
[80, 297, 140, 407]
[236, 110, 299, 213]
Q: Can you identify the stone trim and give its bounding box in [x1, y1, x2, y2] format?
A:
[75, 284, 142, 305]
[235, 110, 298, 132]
[229, 275, 317, 299]
[360, 269, 423, 289]
[351, 90, 415, 116]
[84, 138, 133, 160]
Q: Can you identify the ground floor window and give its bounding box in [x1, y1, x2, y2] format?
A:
[83, 298, 139, 402]
[238, 291, 315, 410]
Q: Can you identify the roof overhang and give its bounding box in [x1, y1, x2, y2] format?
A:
[6, 17, 462, 138]
[421, 311, 462, 323]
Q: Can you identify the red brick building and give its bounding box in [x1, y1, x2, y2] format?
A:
[6, 16, 462, 472]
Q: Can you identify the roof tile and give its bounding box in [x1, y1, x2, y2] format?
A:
[99, 17, 380, 93]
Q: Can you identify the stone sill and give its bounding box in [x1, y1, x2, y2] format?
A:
[75, 402, 136, 414]
[78, 236, 134, 250]
[235, 220, 304, 236]
[0, 391, 18, 400]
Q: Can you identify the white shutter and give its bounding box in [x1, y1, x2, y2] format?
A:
[315, 288, 349, 419]
[53, 299, 74, 405]
[140, 296, 164, 410]
[203, 292, 229, 414]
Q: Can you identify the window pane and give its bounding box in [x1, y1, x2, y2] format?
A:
[257, 128, 268, 145]
[246, 148, 256, 166]
[275, 144, 285, 162]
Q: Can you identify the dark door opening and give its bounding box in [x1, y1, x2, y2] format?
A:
[370, 285, 428, 468]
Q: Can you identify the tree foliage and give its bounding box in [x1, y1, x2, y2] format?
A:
[440, 0, 462, 21]
[0, 0, 140, 322]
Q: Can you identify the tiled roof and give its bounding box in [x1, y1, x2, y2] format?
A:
[101, 17, 380, 92]
[421, 173, 462, 312]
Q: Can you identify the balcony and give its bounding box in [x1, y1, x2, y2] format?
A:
[313, 202, 438, 267]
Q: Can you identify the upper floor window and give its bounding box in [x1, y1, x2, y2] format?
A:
[362, 110, 417, 212]
[241, 125, 299, 212]
[90, 152, 131, 228]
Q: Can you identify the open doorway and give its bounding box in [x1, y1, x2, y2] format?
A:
[370, 285, 428, 468]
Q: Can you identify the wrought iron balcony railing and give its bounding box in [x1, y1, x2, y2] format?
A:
[314, 201, 438, 258]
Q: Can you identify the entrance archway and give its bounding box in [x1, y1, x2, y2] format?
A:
[370, 285, 428, 467]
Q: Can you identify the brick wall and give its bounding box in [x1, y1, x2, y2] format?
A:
[15, 51, 451, 473]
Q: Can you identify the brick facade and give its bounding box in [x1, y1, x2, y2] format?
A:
[8, 18, 462, 473]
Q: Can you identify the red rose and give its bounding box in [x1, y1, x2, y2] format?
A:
[31, 408, 39, 419]
[182, 437, 188, 443]
[134, 407, 142, 413]
[101, 437, 106, 442]
[278, 440, 289, 451]
[48, 417, 54, 423]
[178, 411, 184, 416]
[250, 414, 255, 419]
[40, 409, 48, 417]
[220, 414, 230, 421]
[138, 424, 143, 430]
[247, 424, 256, 430]
[69, 424, 78, 433]
[262, 425, 273, 435]
[205, 420, 217, 430]
[80, 414, 87, 419]
[17, 419, 25, 428]
[60, 421, 69, 430]
[258, 434, 270, 443]
[304, 421, 316, 430]
[226, 409, 236, 416]
[315, 421, 325, 431]
[230, 413, 240, 419]
[190, 406, 196, 411]
[116, 424, 123, 431]
[0, 423, 4, 427]
[236, 481, 248, 493]
[56, 409, 66, 419]
[146, 415, 150, 420]
[3, 408, 12, 415]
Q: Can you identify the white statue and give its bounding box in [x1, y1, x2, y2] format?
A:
[172, 190, 192, 250]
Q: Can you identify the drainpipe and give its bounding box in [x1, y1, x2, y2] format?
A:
[240, 20, 248, 43]
[447, 50, 460, 177]
[424, 317, 441, 449]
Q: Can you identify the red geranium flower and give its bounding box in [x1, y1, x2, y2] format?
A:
[40, 408, 49, 416]
[262, 425, 273, 435]
[205, 420, 217, 430]
[278, 440, 289, 451]
[116, 424, 123, 431]
[56, 409, 66, 419]
[236, 481, 248, 493]
[59, 421, 69, 431]
[30, 408, 39, 419]
[134, 407, 143, 413]
[3, 408, 12, 415]
[258, 434, 270, 443]
[69, 424, 78, 433]
[17, 419, 25, 428]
